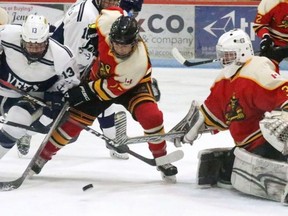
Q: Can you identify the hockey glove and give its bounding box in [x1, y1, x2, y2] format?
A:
[263, 46, 288, 63]
[120, 0, 143, 17]
[43, 92, 65, 120]
[86, 23, 98, 57]
[64, 83, 95, 106]
[260, 35, 274, 55]
[259, 109, 288, 155]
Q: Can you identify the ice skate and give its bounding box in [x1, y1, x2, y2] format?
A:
[157, 163, 178, 183]
[106, 142, 129, 160]
[17, 134, 32, 157]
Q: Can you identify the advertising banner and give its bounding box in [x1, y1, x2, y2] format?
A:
[138, 4, 195, 59]
[195, 6, 259, 59]
[0, 3, 66, 25]
[0, 1, 260, 64]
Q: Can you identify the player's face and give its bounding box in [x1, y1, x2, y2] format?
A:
[217, 50, 237, 66]
[111, 41, 133, 58]
[22, 41, 47, 57]
[101, 0, 119, 9]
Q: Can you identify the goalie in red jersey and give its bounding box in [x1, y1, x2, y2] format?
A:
[253, 0, 288, 56]
[30, 7, 178, 182]
[183, 28, 288, 203]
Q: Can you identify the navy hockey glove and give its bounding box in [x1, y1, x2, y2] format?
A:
[260, 35, 274, 55]
[120, 0, 143, 17]
[64, 83, 95, 106]
[43, 92, 65, 119]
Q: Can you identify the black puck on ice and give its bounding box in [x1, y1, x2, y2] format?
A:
[82, 184, 93, 191]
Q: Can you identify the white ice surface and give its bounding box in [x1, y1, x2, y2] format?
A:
[0, 67, 287, 216]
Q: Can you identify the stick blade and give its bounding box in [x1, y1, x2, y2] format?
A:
[114, 111, 128, 145]
[172, 47, 186, 65]
[155, 150, 184, 166]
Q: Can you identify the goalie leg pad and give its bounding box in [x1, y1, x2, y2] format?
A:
[231, 147, 288, 204]
[197, 147, 233, 186]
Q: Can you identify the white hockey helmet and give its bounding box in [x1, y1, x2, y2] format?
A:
[0, 7, 9, 25]
[216, 29, 254, 68]
[21, 14, 49, 62]
[21, 14, 49, 43]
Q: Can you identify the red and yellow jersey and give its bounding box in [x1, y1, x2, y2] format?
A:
[253, 0, 288, 46]
[89, 7, 151, 101]
[201, 56, 288, 150]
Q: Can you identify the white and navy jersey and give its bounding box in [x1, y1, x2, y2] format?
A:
[52, 0, 100, 73]
[0, 24, 80, 98]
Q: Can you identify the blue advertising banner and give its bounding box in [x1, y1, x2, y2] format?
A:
[195, 6, 259, 59]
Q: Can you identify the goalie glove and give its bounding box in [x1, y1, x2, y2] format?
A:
[182, 108, 205, 145]
[259, 109, 288, 155]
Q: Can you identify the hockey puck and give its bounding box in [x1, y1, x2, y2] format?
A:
[82, 184, 93, 191]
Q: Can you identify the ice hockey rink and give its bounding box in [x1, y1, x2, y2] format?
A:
[1, 65, 288, 216]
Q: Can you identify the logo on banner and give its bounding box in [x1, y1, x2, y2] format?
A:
[203, 11, 235, 37]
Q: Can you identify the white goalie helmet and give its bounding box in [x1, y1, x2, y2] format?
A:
[21, 14, 49, 62]
[216, 29, 254, 68]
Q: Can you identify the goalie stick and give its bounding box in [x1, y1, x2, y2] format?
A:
[172, 47, 218, 67]
[0, 102, 69, 191]
[67, 114, 184, 166]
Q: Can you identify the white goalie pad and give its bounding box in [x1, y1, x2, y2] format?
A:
[259, 110, 288, 155]
[231, 147, 288, 204]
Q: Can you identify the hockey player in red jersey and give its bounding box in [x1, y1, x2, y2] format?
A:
[31, 8, 178, 182]
[183, 29, 288, 203]
[253, 0, 288, 56]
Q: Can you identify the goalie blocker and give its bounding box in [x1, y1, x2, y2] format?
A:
[197, 147, 288, 204]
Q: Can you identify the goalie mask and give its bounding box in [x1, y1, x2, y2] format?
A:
[109, 15, 139, 59]
[216, 29, 254, 73]
[21, 14, 49, 62]
[94, 0, 120, 10]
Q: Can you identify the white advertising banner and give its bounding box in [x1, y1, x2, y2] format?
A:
[0, 3, 66, 25]
[138, 4, 195, 59]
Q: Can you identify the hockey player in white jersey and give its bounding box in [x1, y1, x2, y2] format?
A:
[0, 14, 80, 159]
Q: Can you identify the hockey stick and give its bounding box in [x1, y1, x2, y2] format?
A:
[0, 81, 184, 166]
[0, 102, 69, 191]
[0, 79, 51, 108]
[172, 47, 218, 67]
[0, 118, 49, 134]
[67, 115, 184, 166]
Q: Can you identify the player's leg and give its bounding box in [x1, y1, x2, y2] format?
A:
[97, 105, 129, 160]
